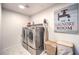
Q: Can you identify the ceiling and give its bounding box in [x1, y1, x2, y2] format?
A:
[2, 3, 55, 16]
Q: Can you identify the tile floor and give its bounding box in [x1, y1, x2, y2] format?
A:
[1, 43, 47, 55]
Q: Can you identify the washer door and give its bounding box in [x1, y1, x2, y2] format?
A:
[28, 29, 35, 48]
[28, 30, 33, 43]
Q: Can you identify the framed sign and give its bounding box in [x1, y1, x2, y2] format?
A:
[54, 4, 78, 34]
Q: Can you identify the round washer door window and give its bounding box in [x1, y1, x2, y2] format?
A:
[29, 30, 33, 42]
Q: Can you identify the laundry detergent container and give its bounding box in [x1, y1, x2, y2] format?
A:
[45, 40, 57, 55]
[57, 40, 74, 55]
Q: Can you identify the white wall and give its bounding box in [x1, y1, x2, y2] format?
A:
[0, 4, 1, 52]
[1, 9, 30, 53]
[31, 3, 79, 54]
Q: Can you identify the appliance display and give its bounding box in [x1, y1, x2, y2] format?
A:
[22, 24, 44, 55]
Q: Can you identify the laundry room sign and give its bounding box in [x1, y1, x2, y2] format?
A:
[54, 4, 78, 34]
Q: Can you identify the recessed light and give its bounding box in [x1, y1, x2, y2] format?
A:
[19, 5, 25, 9]
[25, 5, 30, 8]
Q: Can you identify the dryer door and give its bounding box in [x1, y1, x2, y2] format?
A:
[28, 28, 35, 48]
[28, 30, 33, 43]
